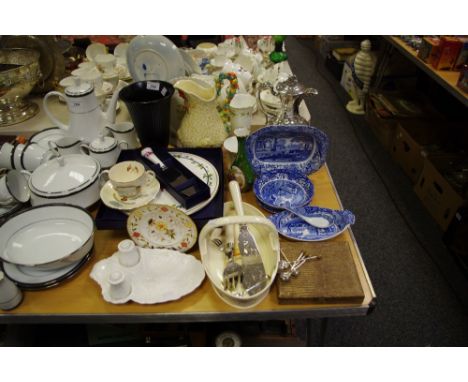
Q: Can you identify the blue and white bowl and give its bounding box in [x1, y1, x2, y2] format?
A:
[254, 169, 314, 211]
[269, 206, 355, 242]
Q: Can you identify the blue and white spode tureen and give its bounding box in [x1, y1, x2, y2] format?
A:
[246, 124, 329, 210]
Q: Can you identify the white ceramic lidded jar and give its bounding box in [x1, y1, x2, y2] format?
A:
[0, 271, 23, 311]
[80, 135, 127, 169]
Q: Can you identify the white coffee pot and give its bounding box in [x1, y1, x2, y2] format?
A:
[43, 79, 124, 144]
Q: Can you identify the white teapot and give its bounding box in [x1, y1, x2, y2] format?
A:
[43, 80, 124, 143]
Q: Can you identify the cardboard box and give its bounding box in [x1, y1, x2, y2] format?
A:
[433, 36, 463, 71]
[365, 96, 397, 152]
[418, 37, 440, 66]
[391, 119, 447, 183]
[454, 37, 468, 71]
[340, 61, 354, 98]
[414, 154, 467, 231]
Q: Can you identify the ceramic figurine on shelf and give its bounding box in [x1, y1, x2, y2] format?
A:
[346, 40, 376, 115]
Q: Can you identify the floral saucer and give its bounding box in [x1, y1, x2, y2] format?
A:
[100, 174, 160, 212]
[127, 204, 198, 252]
[269, 206, 355, 242]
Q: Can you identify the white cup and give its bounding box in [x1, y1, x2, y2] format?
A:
[12, 143, 25, 170]
[21, 142, 56, 171]
[229, 93, 256, 131]
[222, 136, 238, 181]
[95, 53, 116, 73]
[78, 61, 97, 70]
[0, 170, 30, 205]
[0, 271, 23, 311]
[0, 142, 14, 169]
[100, 160, 155, 197]
[117, 240, 140, 267]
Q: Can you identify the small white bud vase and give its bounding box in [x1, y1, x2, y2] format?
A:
[108, 271, 131, 301]
[0, 271, 23, 311]
[117, 240, 140, 267]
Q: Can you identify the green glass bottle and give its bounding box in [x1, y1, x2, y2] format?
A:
[228, 128, 255, 192]
[269, 35, 288, 64]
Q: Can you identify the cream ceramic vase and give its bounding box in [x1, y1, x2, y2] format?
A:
[174, 79, 229, 148]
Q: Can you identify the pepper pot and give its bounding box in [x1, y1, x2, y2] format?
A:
[80, 135, 128, 169]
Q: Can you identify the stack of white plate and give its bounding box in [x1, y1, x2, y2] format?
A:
[0, 204, 95, 289]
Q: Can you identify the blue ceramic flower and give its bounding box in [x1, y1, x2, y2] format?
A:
[254, 170, 314, 210]
[246, 124, 329, 175]
[269, 206, 355, 241]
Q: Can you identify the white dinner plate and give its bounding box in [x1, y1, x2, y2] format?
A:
[2, 252, 92, 289]
[149, 152, 219, 216]
[126, 36, 185, 81]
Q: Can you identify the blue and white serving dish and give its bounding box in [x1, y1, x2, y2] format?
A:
[254, 170, 314, 211]
[269, 206, 355, 242]
[246, 124, 329, 175]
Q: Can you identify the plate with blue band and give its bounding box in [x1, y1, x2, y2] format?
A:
[269, 206, 355, 242]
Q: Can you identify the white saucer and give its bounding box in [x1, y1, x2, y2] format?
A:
[100, 174, 160, 212]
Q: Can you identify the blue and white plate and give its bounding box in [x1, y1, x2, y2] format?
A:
[246, 124, 329, 175]
[269, 206, 355, 242]
[254, 170, 314, 210]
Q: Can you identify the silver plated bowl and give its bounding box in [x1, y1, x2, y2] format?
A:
[0, 48, 41, 126]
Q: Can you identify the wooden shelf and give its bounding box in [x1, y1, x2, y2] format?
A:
[384, 36, 468, 108]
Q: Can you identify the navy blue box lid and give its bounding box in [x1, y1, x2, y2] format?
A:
[95, 147, 224, 232]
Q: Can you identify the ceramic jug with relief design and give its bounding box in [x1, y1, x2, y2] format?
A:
[174, 73, 238, 148]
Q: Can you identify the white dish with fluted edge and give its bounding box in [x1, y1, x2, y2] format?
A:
[90, 246, 205, 304]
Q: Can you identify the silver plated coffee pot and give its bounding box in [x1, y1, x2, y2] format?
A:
[257, 75, 318, 125]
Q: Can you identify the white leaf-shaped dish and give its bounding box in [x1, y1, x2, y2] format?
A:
[90, 247, 205, 304]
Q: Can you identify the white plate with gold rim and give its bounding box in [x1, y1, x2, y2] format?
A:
[149, 152, 219, 216]
[100, 174, 160, 212]
[127, 204, 198, 252]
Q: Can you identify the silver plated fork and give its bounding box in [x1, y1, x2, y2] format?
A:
[222, 242, 242, 291]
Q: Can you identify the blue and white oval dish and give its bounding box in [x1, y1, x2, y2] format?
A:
[269, 206, 355, 241]
[246, 124, 329, 175]
[253, 170, 314, 210]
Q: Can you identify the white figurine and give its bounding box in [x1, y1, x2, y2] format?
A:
[346, 40, 376, 115]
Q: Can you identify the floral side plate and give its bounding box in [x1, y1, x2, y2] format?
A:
[254, 170, 314, 210]
[100, 174, 160, 211]
[269, 206, 355, 241]
[246, 124, 329, 175]
[90, 247, 205, 304]
[127, 204, 198, 252]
